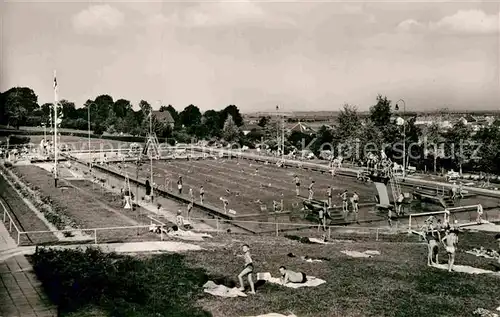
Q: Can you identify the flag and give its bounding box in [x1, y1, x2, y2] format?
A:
[53, 73, 57, 90]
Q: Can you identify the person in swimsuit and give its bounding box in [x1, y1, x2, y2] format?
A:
[327, 185, 332, 207]
[425, 231, 439, 266]
[187, 202, 193, 220]
[199, 186, 204, 204]
[177, 176, 183, 194]
[189, 188, 194, 203]
[340, 190, 348, 213]
[318, 205, 326, 231]
[308, 181, 315, 200]
[279, 266, 307, 284]
[294, 176, 300, 196]
[351, 192, 359, 223]
[442, 229, 458, 272]
[476, 204, 484, 224]
[237, 244, 256, 294]
[176, 210, 185, 229]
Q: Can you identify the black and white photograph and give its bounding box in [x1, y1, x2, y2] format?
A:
[1, 1, 500, 316]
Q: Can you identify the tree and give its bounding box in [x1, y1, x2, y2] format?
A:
[180, 105, 202, 128]
[113, 99, 132, 118]
[310, 125, 334, 156]
[201, 110, 221, 138]
[139, 100, 152, 115]
[60, 100, 76, 120]
[222, 115, 240, 142]
[443, 121, 472, 175]
[334, 104, 362, 159]
[258, 116, 268, 127]
[219, 105, 243, 128]
[422, 122, 441, 173]
[2, 87, 38, 128]
[474, 126, 500, 177]
[369, 95, 397, 144]
[93, 95, 114, 126]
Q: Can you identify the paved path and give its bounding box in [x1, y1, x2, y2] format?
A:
[0, 222, 56, 317]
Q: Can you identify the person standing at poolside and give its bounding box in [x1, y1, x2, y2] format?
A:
[189, 187, 194, 203]
[352, 191, 359, 222]
[177, 176, 183, 195]
[339, 190, 348, 214]
[327, 185, 333, 207]
[308, 180, 315, 200]
[441, 228, 459, 272]
[199, 185, 205, 204]
[294, 175, 300, 196]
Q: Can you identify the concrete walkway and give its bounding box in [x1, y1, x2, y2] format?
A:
[0, 222, 56, 317]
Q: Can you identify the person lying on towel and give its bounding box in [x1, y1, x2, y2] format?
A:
[279, 266, 307, 284]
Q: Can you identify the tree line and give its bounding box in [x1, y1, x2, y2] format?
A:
[1, 87, 499, 175]
[0, 87, 247, 143]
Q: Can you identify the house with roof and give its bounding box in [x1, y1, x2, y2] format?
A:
[153, 110, 175, 128]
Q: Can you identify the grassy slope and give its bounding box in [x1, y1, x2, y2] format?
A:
[32, 231, 500, 317]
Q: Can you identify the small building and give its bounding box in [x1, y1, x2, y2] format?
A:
[153, 110, 175, 128]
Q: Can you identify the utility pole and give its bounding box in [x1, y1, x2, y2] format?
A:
[53, 71, 58, 188]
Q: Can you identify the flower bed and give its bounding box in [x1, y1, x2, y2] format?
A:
[1, 163, 77, 232]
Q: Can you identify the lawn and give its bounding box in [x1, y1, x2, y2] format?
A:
[11, 165, 160, 243]
[30, 231, 500, 317]
[0, 173, 57, 245]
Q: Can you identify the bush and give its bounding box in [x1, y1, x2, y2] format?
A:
[32, 248, 211, 316]
[9, 135, 31, 145]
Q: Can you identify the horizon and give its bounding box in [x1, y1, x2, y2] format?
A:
[1, 1, 499, 112]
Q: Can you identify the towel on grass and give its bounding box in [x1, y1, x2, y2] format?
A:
[309, 238, 330, 244]
[432, 263, 498, 275]
[257, 272, 326, 289]
[203, 281, 247, 298]
[341, 250, 380, 258]
[466, 250, 497, 259]
[248, 313, 297, 317]
[166, 230, 212, 242]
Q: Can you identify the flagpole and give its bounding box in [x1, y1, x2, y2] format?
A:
[150, 107, 153, 200]
[53, 71, 58, 187]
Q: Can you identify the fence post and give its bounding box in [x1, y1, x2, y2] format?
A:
[160, 228, 164, 241]
[328, 227, 331, 240]
[275, 222, 279, 237]
[376, 228, 379, 241]
[94, 229, 98, 244]
[17, 231, 20, 245]
[9, 219, 12, 232]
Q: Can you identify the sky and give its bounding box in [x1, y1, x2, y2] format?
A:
[1, 0, 499, 112]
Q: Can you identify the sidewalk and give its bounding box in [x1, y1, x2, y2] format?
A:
[1, 221, 56, 317]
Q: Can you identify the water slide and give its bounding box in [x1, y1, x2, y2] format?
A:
[374, 182, 390, 207]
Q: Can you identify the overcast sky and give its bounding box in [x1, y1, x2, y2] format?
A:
[1, 1, 499, 112]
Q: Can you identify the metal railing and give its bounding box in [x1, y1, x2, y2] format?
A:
[407, 204, 487, 233]
[4, 213, 402, 247]
[0, 199, 23, 246]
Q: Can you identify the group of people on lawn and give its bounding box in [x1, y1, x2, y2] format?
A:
[236, 244, 309, 295]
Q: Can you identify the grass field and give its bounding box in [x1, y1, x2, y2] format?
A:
[30, 231, 500, 317]
[8, 165, 160, 244]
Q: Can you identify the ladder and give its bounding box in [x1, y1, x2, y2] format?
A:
[387, 166, 402, 205]
[143, 133, 161, 159]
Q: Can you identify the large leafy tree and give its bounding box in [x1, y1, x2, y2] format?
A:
[334, 104, 362, 159]
[2, 87, 38, 128]
[219, 105, 243, 128]
[443, 121, 472, 175]
[201, 110, 221, 138]
[113, 99, 133, 118]
[369, 95, 397, 144]
[179, 104, 202, 128]
[422, 122, 442, 173]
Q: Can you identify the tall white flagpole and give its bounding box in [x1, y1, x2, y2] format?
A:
[53, 70, 58, 187]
